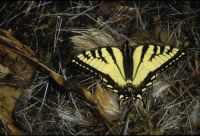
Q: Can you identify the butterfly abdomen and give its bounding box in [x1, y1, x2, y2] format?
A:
[122, 42, 133, 80]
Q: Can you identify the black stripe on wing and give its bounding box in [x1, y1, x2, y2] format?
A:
[98, 48, 107, 64]
[160, 46, 165, 54]
[91, 50, 96, 58]
[140, 44, 149, 62]
[106, 47, 125, 79]
[150, 45, 158, 61]
[132, 44, 149, 81]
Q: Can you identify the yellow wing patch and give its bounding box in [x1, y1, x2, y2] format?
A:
[76, 47, 127, 87]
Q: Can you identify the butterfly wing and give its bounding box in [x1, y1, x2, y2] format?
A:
[131, 44, 185, 93]
[72, 47, 127, 92]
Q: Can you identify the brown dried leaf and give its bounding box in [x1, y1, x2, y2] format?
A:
[82, 83, 121, 124]
[0, 85, 23, 135]
[0, 29, 37, 134]
[0, 29, 35, 57]
[0, 45, 35, 80]
[0, 29, 36, 80]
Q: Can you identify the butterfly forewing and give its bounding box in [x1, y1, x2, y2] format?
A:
[74, 47, 127, 87]
[131, 45, 184, 90]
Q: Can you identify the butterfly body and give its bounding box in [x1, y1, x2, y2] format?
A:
[71, 41, 185, 101]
